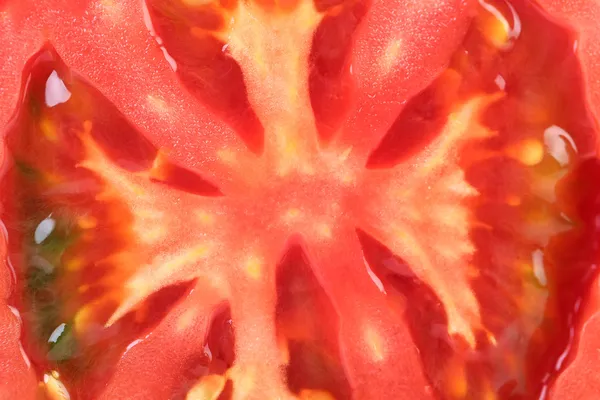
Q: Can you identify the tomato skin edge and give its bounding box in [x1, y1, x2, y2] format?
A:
[532, 1, 600, 398]
[536, 0, 600, 148]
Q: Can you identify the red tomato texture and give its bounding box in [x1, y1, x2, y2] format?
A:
[1, 0, 600, 399]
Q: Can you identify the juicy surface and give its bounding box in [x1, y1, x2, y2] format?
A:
[0, 0, 599, 400]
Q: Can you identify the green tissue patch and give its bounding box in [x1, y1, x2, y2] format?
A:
[48, 323, 79, 363]
[14, 160, 39, 180]
[23, 213, 79, 353]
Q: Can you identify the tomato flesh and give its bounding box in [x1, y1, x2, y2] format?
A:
[1, 0, 600, 399]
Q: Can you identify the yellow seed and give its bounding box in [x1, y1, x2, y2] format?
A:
[484, 19, 509, 48]
[245, 257, 262, 280]
[478, 3, 510, 49]
[186, 375, 226, 400]
[77, 215, 97, 229]
[509, 138, 544, 166]
[40, 118, 58, 142]
[65, 257, 84, 271]
[283, 138, 298, 157]
[43, 372, 70, 400]
[73, 306, 93, 333]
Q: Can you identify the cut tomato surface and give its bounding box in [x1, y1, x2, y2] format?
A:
[1, 0, 600, 399]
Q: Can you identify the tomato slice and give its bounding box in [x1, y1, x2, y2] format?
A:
[1, 0, 600, 400]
